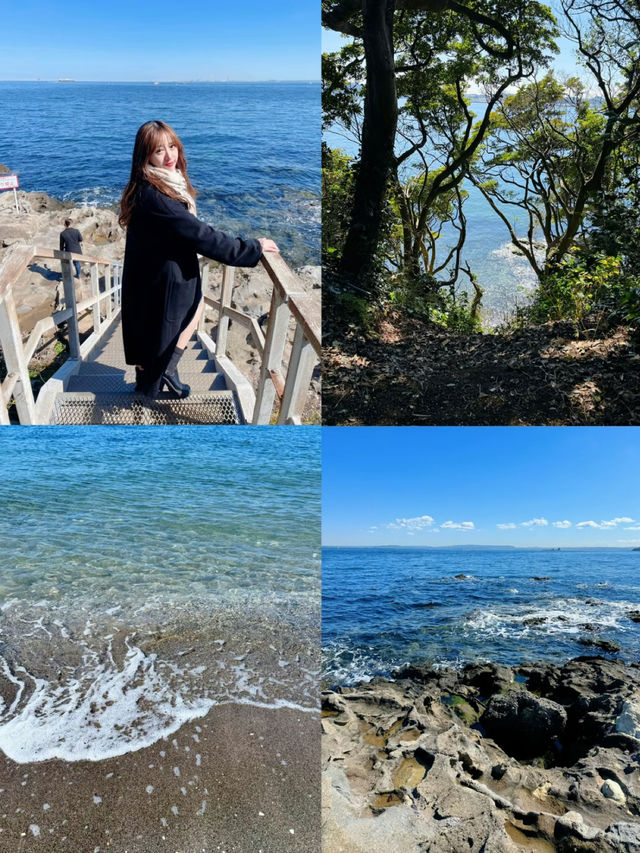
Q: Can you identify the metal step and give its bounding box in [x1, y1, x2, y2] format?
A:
[49, 391, 241, 425]
[66, 367, 226, 394]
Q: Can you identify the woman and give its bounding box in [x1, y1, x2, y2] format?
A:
[119, 120, 278, 398]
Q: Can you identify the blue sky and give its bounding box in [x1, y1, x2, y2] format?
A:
[1, 1, 319, 81]
[323, 428, 640, 547]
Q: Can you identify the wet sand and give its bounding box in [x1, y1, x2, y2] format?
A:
[0, 703, 319, 853]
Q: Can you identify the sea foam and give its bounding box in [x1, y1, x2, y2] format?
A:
[0, 640, 213, 764]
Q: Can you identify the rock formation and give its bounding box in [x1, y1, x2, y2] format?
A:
[322, 657, 640, 852]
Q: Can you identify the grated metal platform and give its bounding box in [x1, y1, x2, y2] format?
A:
[50, 392, 240, 425]
[47, 315, 242, 424]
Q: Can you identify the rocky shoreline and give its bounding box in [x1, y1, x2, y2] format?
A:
[322, 656, 640, 852]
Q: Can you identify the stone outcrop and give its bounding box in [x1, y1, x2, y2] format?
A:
[322, 657, 640, 852]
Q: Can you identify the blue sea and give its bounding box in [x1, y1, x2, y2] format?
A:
[322, 547, 640, 685]
[0, 81, 320, 266]
[0, 427, 321, 763]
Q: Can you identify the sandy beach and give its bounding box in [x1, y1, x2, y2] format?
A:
[0, 703, 319, 853]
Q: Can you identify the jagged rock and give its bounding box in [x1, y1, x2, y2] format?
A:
[323, 658, 640, 853]
[462, 662, 513, 696]
[578, 638, 621, 653]
[615, 699, 640, 740]
[604, 822, 640, 850]
[481, 691, 567, 758]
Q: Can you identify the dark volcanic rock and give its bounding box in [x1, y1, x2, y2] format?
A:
[578, 637, 621, 653]
[481, 690, 567, 757]
[462, 661, 513, 696]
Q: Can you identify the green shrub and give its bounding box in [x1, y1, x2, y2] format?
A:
[530, 251, 624, 324]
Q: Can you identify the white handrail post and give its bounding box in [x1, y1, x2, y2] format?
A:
[104, 265, 112, 320]
[90, 262, 100, 333]
[0, 293, 36, 424]
[277, 323, 316, 425]
[0, 392, 10, 424]
[198, 263, 208, 332]
[216, 265, 234, 356]
[113, 264, 121, 310]
[61, 257, 81, 359]
[252, 287, 289, 424]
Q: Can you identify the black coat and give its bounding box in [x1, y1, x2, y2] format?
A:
[60, 227, 83, 253]
[121, 182, 262, 376]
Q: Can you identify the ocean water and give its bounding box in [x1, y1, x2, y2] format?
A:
[324, 119, 539, 324]
[0, 427, 321, 763]
[323, 547, 640, 685]
[0, 81, 320, 266]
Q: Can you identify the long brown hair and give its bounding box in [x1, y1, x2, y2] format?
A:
[118, 120, 197, 228]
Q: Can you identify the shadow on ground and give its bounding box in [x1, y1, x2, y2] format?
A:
[323, 312, 640, 425]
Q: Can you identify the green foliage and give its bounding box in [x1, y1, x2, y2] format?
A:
[431, 290, 483, 334]
[323, 0, 558, 293]
[388, 273, 482, 333]
[528, 250, 626, 324]
[334, 291, 378, 336]
[322, 46, 363, 131]
[322, 145, 356, 265]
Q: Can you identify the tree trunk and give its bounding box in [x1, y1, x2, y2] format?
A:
[339, 0, 397, 292]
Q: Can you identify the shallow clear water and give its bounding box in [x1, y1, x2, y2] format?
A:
[0, 81, 320, 265]
[323, 547, 640, 685]
[0, 427, 321, 762]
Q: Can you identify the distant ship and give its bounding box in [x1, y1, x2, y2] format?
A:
[58, 78, 75, 82]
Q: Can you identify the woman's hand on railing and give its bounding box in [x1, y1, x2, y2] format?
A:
[258, 238, 280, 254]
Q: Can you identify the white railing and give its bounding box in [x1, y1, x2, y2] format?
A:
[0, 242, 320, 425]
[198, 252, 321, 425]
[0, 244, 122, 424]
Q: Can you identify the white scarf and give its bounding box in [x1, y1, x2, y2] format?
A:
[145, 165, 197, 215]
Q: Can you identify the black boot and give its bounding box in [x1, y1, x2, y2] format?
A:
[135, 366, 162, 398]
[162, 346, 190, 398]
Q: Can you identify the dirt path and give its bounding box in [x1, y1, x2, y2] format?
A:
[323, 312, 640, 425]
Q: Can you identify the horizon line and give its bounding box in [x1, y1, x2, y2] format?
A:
[0, 78, 320, 84]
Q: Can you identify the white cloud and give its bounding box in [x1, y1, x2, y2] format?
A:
[497, 523, 516, 529]
[441, 521, 475, 530]
[577, 517, 635, 529]
[521, 518, 548, 528]
[552, 521, 572, 528]
[625, 525, 640, 530]
[386, 514, 435, 532]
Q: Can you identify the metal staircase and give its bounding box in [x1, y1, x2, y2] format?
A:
[49, 318, 241, 424]
[0, 244, 321, 426]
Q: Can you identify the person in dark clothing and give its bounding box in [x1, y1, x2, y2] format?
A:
[119, 120, 278, 399]
[59, 218, 83, 279]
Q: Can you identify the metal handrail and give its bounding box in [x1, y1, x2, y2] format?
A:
[0, 243, 122, 424]
[199, 252, 320, 424]
[1, 242, 320, 425]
